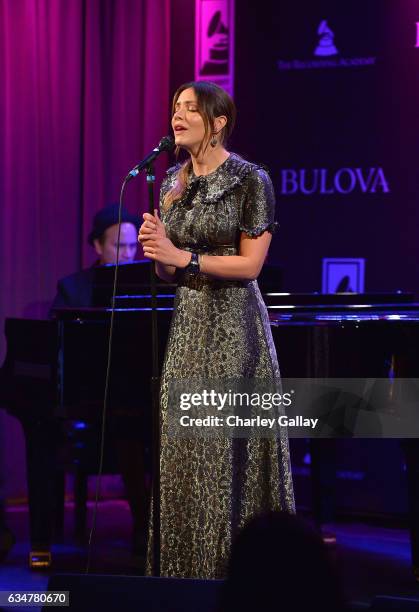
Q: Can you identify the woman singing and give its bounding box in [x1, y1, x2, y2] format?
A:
[138, 81, 295, 579]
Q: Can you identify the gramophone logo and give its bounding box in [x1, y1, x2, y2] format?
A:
[277, 18, 376, 71]
[200, 10, 229, 75]
[314, 20, 338, 57]
[195, 0, 235, 96]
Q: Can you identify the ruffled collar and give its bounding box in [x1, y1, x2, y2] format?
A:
[165, 153, 263, 206]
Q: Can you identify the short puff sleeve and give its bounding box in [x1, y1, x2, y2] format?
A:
[239, 168, 278, 237]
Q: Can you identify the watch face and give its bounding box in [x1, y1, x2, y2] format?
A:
[188, 253, 199, 274]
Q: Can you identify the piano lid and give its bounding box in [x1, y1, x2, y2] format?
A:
[263, 291, 415, 307]
[268, 292, 419, 325]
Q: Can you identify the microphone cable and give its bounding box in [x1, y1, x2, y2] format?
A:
[84, 136, 173, 573]
[85, 179, 130, 573]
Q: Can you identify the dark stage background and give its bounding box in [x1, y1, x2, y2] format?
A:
[232, 0, 419, 293]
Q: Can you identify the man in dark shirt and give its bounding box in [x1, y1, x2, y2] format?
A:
[52, 203, 140, 308]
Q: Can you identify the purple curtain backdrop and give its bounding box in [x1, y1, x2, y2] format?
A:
[0, 0, 170, 500]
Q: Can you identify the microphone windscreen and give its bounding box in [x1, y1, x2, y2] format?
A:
[158, 135, 175, 153]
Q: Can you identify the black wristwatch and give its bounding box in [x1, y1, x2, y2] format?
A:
[185, 252, 200, 275]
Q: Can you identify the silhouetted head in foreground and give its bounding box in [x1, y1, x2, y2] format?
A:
[219, 511, 345, 612]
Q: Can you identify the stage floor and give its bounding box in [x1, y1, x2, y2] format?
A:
[1, 500, 419, 609]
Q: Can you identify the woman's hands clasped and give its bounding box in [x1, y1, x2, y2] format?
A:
[138, 211, 190, 268]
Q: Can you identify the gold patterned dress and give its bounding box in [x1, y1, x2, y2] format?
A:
[150, 153, 295, 579]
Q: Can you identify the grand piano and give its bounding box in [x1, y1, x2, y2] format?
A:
[2, 261, 419, 566]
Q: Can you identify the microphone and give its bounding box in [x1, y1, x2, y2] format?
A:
[125, 136, 175, 182]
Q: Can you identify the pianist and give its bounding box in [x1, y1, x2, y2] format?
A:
[51, 203, 140, 309]
[49, 203, 148, 562]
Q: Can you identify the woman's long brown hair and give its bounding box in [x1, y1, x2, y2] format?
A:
[162, 81, 236, 211]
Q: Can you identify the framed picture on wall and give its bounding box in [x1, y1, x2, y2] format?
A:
[322, 258, 365, 293]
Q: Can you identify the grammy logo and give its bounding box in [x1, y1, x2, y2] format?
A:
[200, 10, 229, 76]
[314, 20, 338, 57]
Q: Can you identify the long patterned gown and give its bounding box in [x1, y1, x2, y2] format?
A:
[149, 152, 295, 579]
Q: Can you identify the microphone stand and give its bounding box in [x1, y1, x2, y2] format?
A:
[124, 140, 174, 576]
[146, 163, 161, 577]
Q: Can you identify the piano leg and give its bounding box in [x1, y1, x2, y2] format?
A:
[0, 415, 15, 560]
[53, 469, 65, 540]
[115, 436, 150, 556]
[74, 471, 88, 543]
[310, 439, 337, 542]
[22, 416, 60, 567]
